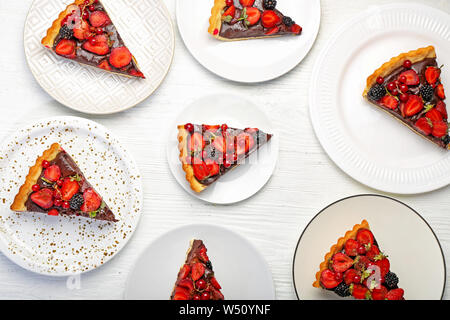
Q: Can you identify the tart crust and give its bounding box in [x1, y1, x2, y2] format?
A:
[362, 46, 436, 97]
[312, 220, 370, 288]
[177, 126, 207, 193]
[10, 143, 62, 212]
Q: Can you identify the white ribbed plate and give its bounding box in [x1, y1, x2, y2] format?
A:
[0, 117, 143, 275]
[310, 4, 450, 194]
[24, 0, 174, 114]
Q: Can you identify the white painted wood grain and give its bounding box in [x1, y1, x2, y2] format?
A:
[0, 0, 449, 299]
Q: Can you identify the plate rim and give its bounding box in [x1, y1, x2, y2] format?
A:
[291, 193, 446, 300]
[0, 115, 144, 276]
[165, 91, 280, 205]
[175, 0, 321, 83]
[23, 0, 176, 115]
[123, 223, 276, 300]
[309, 2, 450, 194]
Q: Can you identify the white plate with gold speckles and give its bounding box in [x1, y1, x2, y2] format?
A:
[0, 116, 143, 276]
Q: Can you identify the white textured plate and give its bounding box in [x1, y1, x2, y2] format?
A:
[176, 0, 320, 83]
[293, 194, 446, 300]
[166, 93, 279, 204]
[0, 116, 143, 275]
[309, 4, 450, 194]
[24, 0, 174, 114]
[125, 224, 275, 300]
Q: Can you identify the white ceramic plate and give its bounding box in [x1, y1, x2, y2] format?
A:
[309, 3, 450, 194]
[293, 194, 446, 300]
[166, 93, 279, 204]
[24, 0, 174, 114]
[0, 116, 143, 275]
[125, 224, 275, 300]
[176, 0, 321, 83]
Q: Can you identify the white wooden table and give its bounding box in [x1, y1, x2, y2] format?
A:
[0, 0, 449, 300]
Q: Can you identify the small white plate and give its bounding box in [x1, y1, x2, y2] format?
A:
[24, 0, 175, 114]
[293, 194, 446, 300]
[124, 224, 275, 300]
[166, 93, 279, 204]
[0, 116, 143, 275]
[176, 0, 321, 83]
[309, 3, 450, 194]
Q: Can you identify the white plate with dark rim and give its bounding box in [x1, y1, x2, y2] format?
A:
[0, 116, 143, 275]
[309, 3, 450, 194]
[166, 93, 279, 204]
[24, 0, 175, 114]
[124, 224, 275, 300]
[293, 194, 446, 300]
[176, 0, 321, 83]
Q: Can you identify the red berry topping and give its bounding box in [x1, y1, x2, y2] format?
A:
[386, 288, 404, 300]
[55, 39, 76, 57]
[222, 5, 236, 20]
[198, 246, 209, 262]
[334, 272, 343, 282]
[190, 133, 205, 152]
[240, 0, 255, 6]
[399, 75, 407, 84]
[60, 178, 80, 201]
[109, 47, 132, 69]
[380, 95, 399, 110]
[210, 277, 222, 290]
[195, 279, 207, 290]
[192, 294, 201, 300]
[398, 69, 419, 86]
[436, 101, 448, 120]
[221, 124, 228, 132]
[184, 123, 194, 133]
[436, 84, 446, 99]
[193, 160, 210, 181]
[354, 256, 370, 273]
[426, 108, 443, 122]
[344, 239, 359, 256]
[399, 84, 409, 93]
[320, 269, 341, 289]
[265, 26, 280, 36]
[403, 95, 423, 117]
[54, 199, 63, 207]
[56, 179, 63, 187]
[173, 287, 189, 300]
[44, 165, 61, 182]
[95, 27, 104, 34]
[128, 68, 145, 78]
[82, 11, 89, 20]
[32, 184, 40, 192]
[213, 28, 219, 35]
[62, 201, 70, 209]
[48, 209, 59, 216]
[372, 285, 388, 300]
[261, 10, 281, 28]
[387, 82, 396, 92]
[290, 24, 302, 35]
[331, 252, 353, 273]
[223, 159, 232, 168]
[357, 245, 366, 255]
[425, 66, 441, 86]
[213, 136, 227, 154]
[178, 279, 194, 291]
[191, 263, 205, 281]
[352, 284, 369, 300]
[82, 35, 110, 55]
[98, 59, 111, 71]
[399, 93, 409, 102]
[179, 264, 191, 279]
[343, 269, 359, 285]
[403, 60, 412, 69]
[244, 7, 261, 26]
[356, 229, 374, 246]
[375, 258, 390, 277]
[205, 159, 220, 177]
[236, 133, 255, 156]
[200, 292, 211, 300]
[53, 189, 61, 199]
[80, 188, 102, 213]
[89, 11, 111, 27]
[30, 188, 54, 209]
[42, 160, 50, 168]
[376, 76, 384, 84]
[366, 245, 381, 261]
[432, 121, 448, 138]
[226, 0, 233, 5]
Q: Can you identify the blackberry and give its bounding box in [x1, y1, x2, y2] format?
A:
[420, 84, 434, 102]
[70, 193, 84, 211]
[334, 282, 350, 297]
[205, 261, 213, 270]
[59, 25, 73, 39]
[368, 84, 386, 101]
[282, 16, 294, 27]
[263, 0, 277, 10]
[384, 272, 399, 289]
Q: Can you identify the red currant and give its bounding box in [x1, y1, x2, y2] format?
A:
[48, 209, 59, 216]
[223, 159, 232, 168]
[89, 5, 95, 11]
[32, 184, 40, 192]
[399, 93, 409, 102]
[84, 0, 90, 5]
[196, 279, 207, 290]
[221, 124, 228, 132]
[357, 245, 366, 255]
[89, 37, 97, 45]
[399, 84, 408, 93]
[353, 274, 361, 283]
[82, 11, 89, 20]
[403, 60, 412, 69]
[376, 76, 384, 84]
[200, 292, 210, 300]
[193, 295, 201, 300]
[53, 189, 61, 199]
[399, 75, 407, 84]
[54, 199, 63, 207]
[95, 28, 103, 34]
[391, 88, 399, 96]
[42, 160, 50, 168]
[387, 82, 396, 92]
[56, 179, 63, 187]
[226, 0, 233, 6]
[184, 123, 194, 133]
[62, 201, 70, 209]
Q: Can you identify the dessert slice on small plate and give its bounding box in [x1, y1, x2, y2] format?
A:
[41, 0, 145, 78]
[171, 240, 225, 300]
[313, 220, 405, 300]
[11, 143, 117, 222]
[363, 46, 448, 150]
[209, 0, 302, 41]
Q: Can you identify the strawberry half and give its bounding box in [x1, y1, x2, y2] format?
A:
[436, 101, 448, 120]
[356, 229, 374, 246]
[386, 288, 404, 300]
[30, 188, 54, 209]
[436, 84, 445, 99]
[109, 47, 132, 69]
[98, 60, 111, 71]
[265, 26, 280, 36]
[210, 277, 222, 290]
[399, 69, 420, 86]
[372, 285, 388, 300]
[366, 245, 381, 261]
[173, 287, 189, 300]
[425, 66, 441, 86]
[239, 0, 255, 6]
[343, 269, 359, 285]
[73, 20, 90, 40]
[205, 159, 220, 176]
[61, 178, 80, 201]
[189, 133, 205, 152]
[244, 7, 261, 26]
[319, 269, 341, 289]
[193, 160, 210, 181]
[82, 35, 110, 55]
[55, 39, 76, 58]
[432, 121, 448, 138]
[331, 252, 353, 273]
[198, 246, 209, 262]
[426, 108, 443, 122]
[344, 239, 359, 256]
[261, 10, 281, 28]
[222, 5, 236, 20]
[290, 24, 302, 35]
[44, 164, 61, 182]
[80, 188, 102, 213]
[415, 117, 432, 135]
[352, 284, 369, 300]
[380, 95, 399, 110]
[403, 95, 423, 117]
[236, 133, 255, 156]
[178, 279, 194, 292]
[89, 11, 111, 28]
[191, 263, 205, 281]
[179, 264, 191, 279]
[375, 258, 390, 277]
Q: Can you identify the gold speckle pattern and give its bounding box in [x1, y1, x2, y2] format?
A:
[0, 117, 143, 275]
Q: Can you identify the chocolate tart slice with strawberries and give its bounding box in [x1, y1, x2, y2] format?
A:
[41, 0, 144, 78]
[10, 143, 117, 222]
[209, 0, 302, 41]
[313, 220, 405, 300]
[171, 240, 224, 300]
[178, 123, 272, 193]
[363, 46, 448, 150]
